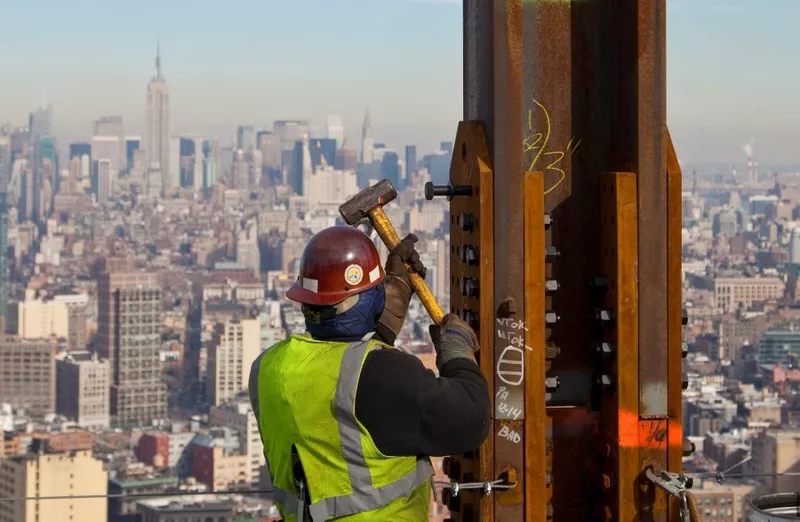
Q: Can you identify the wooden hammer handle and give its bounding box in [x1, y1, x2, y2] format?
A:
[368, 208, 445, 325]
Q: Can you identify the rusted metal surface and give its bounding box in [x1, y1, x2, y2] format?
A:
[634, 0, 669, 422]
[448, 121, 496, 522]
[600, 172, 640, 522]
[524, 171, 549, 521]
[462, 0, 671, 519]
[464, 0, 526, 520]
[665, 128, 685, 521]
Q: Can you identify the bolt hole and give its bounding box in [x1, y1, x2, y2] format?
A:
[461, 142, 467, 160]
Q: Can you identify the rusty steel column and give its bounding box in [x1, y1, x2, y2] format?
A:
[465, 1, 526, 521]
[462, 0, 671, 520]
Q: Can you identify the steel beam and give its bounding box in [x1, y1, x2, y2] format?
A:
[462, 0, 671, 520]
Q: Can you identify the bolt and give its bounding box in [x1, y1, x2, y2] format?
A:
[602, 473, 613, 489]
[545, 377, 560, 391]
[545, 342, 560, 359]
[546, 472, 552, 486]
[685, 477, 694, 489]
[545, 279, 560, 293]
[547, 504, 554, 519]
[459, 245, 479, 266]
[598, 374, 615, 389]
[682, 342, 689, 358]
[460, 309, 478, 332]
[460, 213, 475, 232]
[544, 214, 553, 229]
[545, 312, 560, 325]
[545, 246, 561, 262]
[498, 297, 517, 318]
[682, 308, 689, 326]
[682, 378, 689, 390]
[596, 341, 616, 358]
[460, 277, 479, 298]
[595, 309, 614, 324]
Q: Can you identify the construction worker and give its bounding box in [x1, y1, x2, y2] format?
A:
[249, 226, 490, 521]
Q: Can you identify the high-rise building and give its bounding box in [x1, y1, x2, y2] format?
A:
[291, 138, 337, 195]
[168, 135, 180, 191]
[207, 318, 260, 406]
[0, 192, 7, 324]
[0, 136, 10, 187]
[93, 116, 125, 171]
[236, 220, 260, 278]
[0, 336, 56, 414]
[96, 256, 167, 426]
[0, 449, 108, 522]
[236, 126, 255, 151]
[790, 229, 800, 266]
[17, 290, 88, 350]
[145, 41, 171, 194]
[91, 135, 120, 176]
[404, 145, 417, 187]
[326, 114, 345, 149]
[335, 148, 358, 171]
[125, 137, 141, 171]
[56, 351, 110, 430]
[91, 159, 112, 204]
[203, 155, 218, 190]
[273, 120, 309, 151]
[69, 142, 91, 160]
[360, 107, 375, 164]
[381, 151, 400, 188]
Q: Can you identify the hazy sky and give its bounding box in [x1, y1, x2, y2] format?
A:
[1, 0, 799, 163]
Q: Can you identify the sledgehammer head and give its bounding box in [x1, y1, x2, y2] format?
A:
[339, 179, 398, 225]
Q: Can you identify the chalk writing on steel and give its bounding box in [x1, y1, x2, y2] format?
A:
[496, 386, 523, 420]
[522, 98, 582, 195]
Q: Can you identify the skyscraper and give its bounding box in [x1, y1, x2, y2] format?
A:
[326, 114, 345, 149]
[96, 256, 167, 427]
[126, 137, 141, 170]
[145, 40, 171, 195]
[0, 137, 9, 188]
[404, 145, 417, 189]
[361, 107, 375, 165]
[69, 142, 91, 160]
[0, 192, 7, 324]
[94, 116, 125, 171]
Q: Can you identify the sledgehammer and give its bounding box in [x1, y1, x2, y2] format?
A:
[339, 179, 445, 325]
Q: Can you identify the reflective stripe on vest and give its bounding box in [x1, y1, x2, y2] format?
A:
[276, 336, 434, 521]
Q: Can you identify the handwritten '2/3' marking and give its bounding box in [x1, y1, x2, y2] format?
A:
[523, 98, 582, 195]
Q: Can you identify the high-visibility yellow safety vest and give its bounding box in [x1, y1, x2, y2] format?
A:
[254, 333, 434, 521]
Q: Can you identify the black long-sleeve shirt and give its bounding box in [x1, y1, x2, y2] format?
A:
[249, 341, 490, 458]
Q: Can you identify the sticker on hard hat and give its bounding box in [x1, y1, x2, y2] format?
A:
[344, 264, 364, 286]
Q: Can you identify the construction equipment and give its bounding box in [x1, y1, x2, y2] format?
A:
[339, 179, 444, 324]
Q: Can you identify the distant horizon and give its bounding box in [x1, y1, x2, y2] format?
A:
[3, 0, 800, 163]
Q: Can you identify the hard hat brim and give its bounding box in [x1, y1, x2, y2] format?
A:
[285, 277, 384, 306]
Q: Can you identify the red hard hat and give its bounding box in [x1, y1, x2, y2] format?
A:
[286, 226, 385, 306]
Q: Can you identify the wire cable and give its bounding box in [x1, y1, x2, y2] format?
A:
[0, 488, 277, 503]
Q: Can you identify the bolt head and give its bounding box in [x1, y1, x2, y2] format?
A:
[597, 342, 615, 355]
[545, 279, 560, 292]
[545, 312, 560, 324]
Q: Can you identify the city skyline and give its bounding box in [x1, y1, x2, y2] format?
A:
[3, 0, 800, 162]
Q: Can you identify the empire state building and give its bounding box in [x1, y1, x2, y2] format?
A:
[145, 41, 171, 194]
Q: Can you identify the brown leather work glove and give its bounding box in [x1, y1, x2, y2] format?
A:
[429, 314, 480, 370]
[376, 234, 427, 344]
[385, 233, 427, 280]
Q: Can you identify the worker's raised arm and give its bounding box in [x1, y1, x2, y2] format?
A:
[355, 314, 490, 457]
